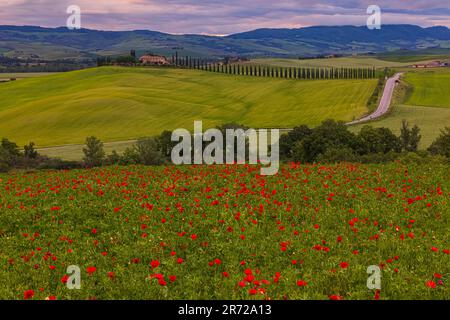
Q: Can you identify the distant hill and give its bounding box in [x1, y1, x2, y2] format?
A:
[1, 24, 450, 60]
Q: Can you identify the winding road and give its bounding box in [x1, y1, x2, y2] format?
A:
[346, 73, 402, 125]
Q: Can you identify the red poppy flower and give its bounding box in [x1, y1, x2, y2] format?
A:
[374, 290, 380, 300]
[150, 260, 160, 269]
[297, 280, 308, 287]
[339, 262, 349, 269]
[426, 280, 436, 289]
[86, 266, 97, 275]
[24, 290, 34, 300]
[248, 288, 257, 295]
[329, 295, 344, 300]
[61, 275, 69, 284]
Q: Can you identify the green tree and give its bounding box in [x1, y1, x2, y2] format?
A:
[292, 120, 361, 163]
[358, 126, 402, 154]
[157, 130, 176, 159]
[400, 120, 421, 152]
[24, 142, 38, 159]
[83, 136, 105, 167]
[428, 127, 450, 157]
[126, 137, 165, 165]
[1, 138, 20, 157]
[279, 125, 313, 159]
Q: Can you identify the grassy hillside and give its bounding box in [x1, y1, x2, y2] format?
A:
[351, 105, 450, 148]
[404, 70, 450, 108]
[0, 66, 377, 147]
[351, 69, 450, 148]
[0, 73, 56, 80]
[377, 48, 450, 62]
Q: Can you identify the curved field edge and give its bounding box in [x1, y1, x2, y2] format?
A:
[0, 67, 377, 147]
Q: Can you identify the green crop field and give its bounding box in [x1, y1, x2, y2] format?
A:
[0, 66, 377, 148]
[404, 70, 450, 108]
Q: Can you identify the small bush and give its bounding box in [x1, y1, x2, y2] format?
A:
[428, 127, 450, 158]
[83, 136, 105, 167]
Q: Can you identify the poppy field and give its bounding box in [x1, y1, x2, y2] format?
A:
[0, 163, 449, 300]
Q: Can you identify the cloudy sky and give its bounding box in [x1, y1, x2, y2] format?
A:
[0, 0, 449, 35]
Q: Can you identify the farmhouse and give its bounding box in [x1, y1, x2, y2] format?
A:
[411, 61, 449, 68]
[139, 55, 170, 65]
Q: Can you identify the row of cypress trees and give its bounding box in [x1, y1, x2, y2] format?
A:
[171, 55, 377, 80]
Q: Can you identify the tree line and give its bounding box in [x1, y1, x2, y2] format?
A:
[1, 121, 449, 173]
[173, 55, 378, 80]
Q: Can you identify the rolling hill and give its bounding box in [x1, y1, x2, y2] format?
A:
[1, 24, 450, 60]
[0, 66, 377, 147]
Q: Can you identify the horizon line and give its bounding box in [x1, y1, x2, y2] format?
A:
[0, 23, 448, 37]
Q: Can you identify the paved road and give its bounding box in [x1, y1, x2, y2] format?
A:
[346, 73, 402, 125]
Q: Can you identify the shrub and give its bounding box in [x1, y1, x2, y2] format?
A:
[157, 131, 176, 159]
[400, 120, 421, 152]
[316, 146, 359, 163]
[24, 142, 38, 159]
[82, 136, 105, 167]
[397, 152, 448, 166]
[279, 125, 313, 159]
[428, 127, 450, 158]
[358, 125, 402, 154]
[122, 138, 165, 166]
[0, 147, 12, 172]
[106, 150, 121, 165]
[292, 120, 360, 163]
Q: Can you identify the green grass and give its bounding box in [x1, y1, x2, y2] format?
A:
[404, 70, 450, 108]
[377, 48, 450, 63]
[0, 73, 57, 82]
[0, 66, 377, 148]
[38, 140, 137, 161]
[351, 105, 450, 149]
[1, 163, 449, 300]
